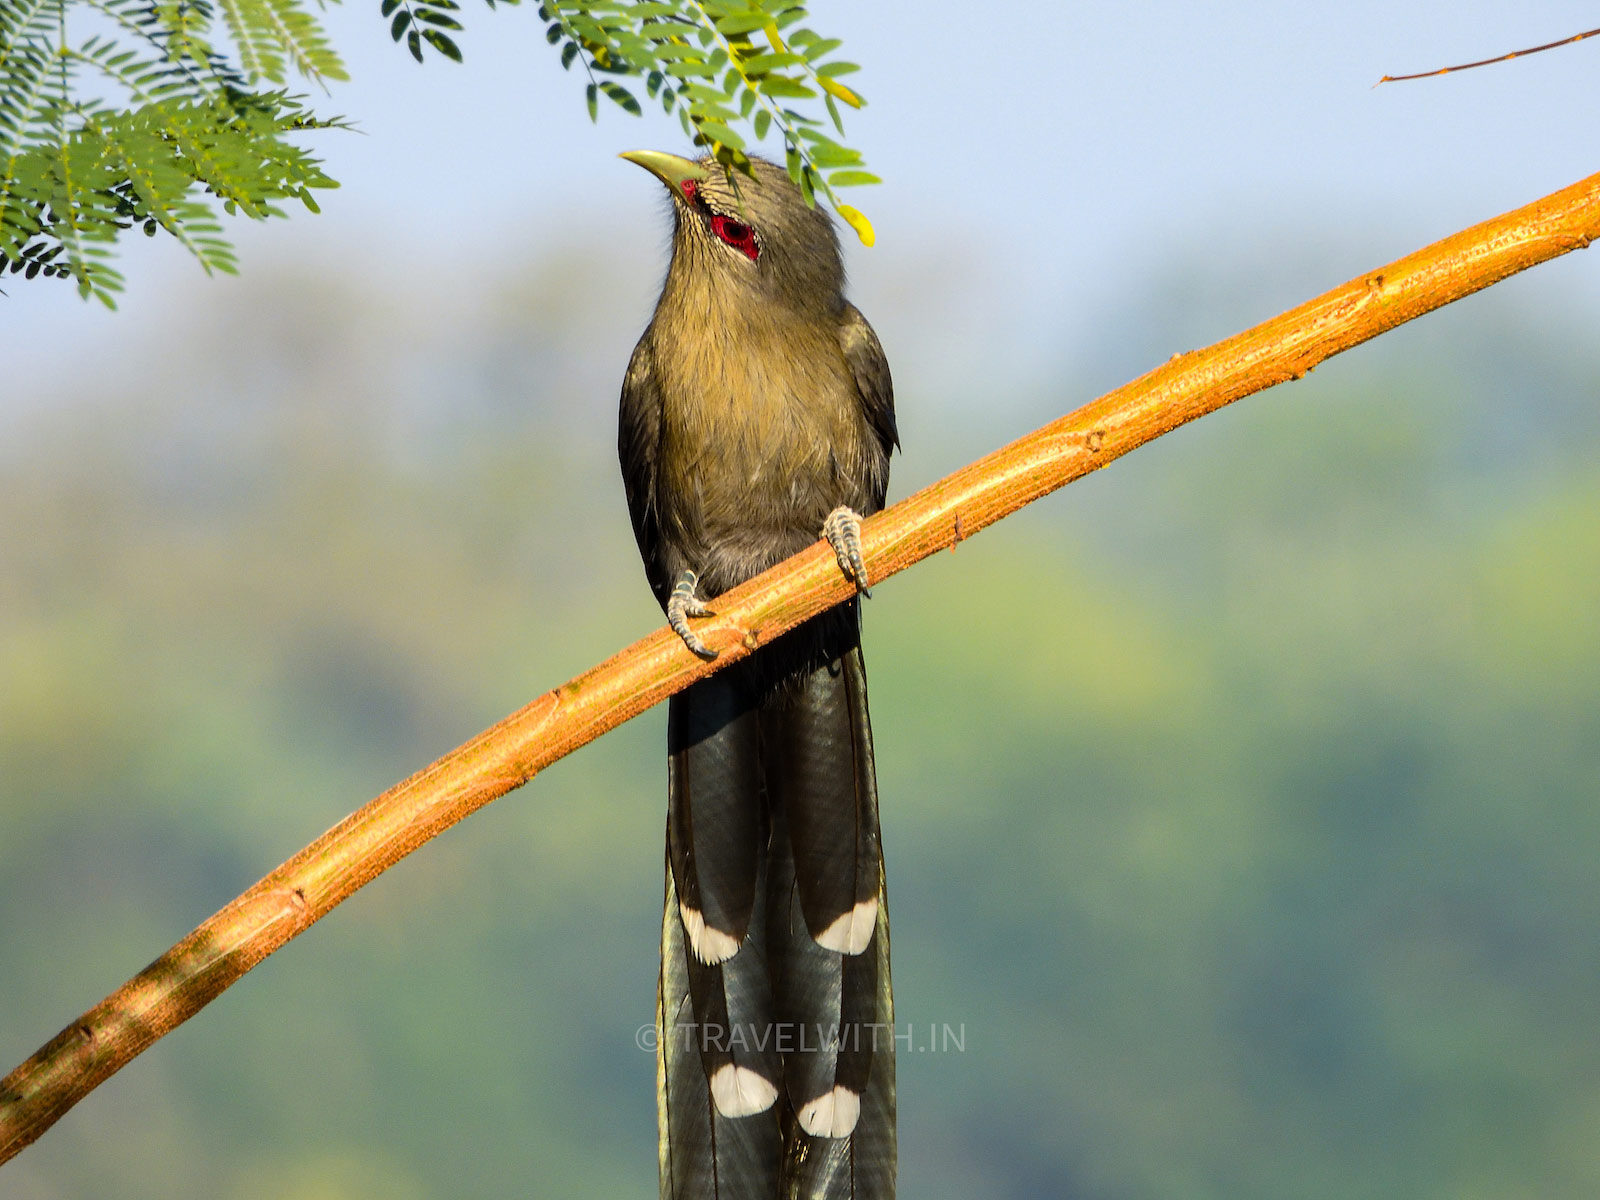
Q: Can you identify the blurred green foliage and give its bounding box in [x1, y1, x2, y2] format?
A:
[3, 240, 1600, 1200]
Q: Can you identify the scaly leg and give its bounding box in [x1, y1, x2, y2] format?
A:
[822, 506, 871, 598]
[668, 568, 718, 660]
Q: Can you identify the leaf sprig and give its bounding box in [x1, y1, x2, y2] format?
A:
[539, 0, 879, 244]
[383, 0, 484, 65]
[0, 0, 878, 305]
[1, 0, 349, 304]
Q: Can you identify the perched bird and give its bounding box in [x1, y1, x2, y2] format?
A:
[618, 149, 899, 1200]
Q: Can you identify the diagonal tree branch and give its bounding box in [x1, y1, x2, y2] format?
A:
[3, 169, 1598, 1165]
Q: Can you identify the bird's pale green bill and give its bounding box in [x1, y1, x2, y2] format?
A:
[619, 150, 710, 204]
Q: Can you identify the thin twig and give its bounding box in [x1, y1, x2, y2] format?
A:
[3, 168, 1599, 1165]
[1379, 26, 1600, 83]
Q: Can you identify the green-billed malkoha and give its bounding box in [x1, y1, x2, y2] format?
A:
[619, 150, 898, 1200]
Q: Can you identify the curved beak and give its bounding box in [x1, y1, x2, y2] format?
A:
[620, 149, 709, 203]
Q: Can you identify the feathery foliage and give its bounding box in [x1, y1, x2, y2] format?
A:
[0, 0, 874, 305]
[537, 0, 879, 245]
[0, 0, 350, 304]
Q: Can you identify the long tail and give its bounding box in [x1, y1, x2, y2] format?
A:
[658, 620, 895, 1199]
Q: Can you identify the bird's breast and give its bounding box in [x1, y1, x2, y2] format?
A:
[653, 306, 870, 589]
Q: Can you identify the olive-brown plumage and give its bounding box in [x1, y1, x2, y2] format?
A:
[621, 154, 895, 607]
[620, 152, 897, 1200]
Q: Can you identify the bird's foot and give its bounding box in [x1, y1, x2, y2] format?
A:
[822, 506, 871, 597]
[667, 569, 718, 660]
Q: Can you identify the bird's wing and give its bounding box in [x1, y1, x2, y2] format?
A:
[619, 332, 673, 605]
[838, 304, 898, 511]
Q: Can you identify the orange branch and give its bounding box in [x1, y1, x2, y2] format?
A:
[3, 169, 1598, 1165]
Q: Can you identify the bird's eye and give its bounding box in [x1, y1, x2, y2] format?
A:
[710, 215, 759, 262]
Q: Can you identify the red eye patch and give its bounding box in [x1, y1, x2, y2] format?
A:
[679, 179, 698, 202]
[710, 214, 759, 262]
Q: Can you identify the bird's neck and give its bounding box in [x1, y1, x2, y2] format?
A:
[659, 239, 842, 327]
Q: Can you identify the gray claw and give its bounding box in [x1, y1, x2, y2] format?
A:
[667, 569, 718, 660]
[822, 506, 871, 597]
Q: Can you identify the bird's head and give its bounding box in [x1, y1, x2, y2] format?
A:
[621, 149, 844, 313]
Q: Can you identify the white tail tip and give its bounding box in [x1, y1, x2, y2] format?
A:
[798, 1085, 862, 1138]
[709, 1064, 779, 1118]
[681, 904, 742, 964]
[815, 897, 878, 955]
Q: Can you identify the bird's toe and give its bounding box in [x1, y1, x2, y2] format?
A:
[667, 570, 718, 659]
[822, 506, 871, 597]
